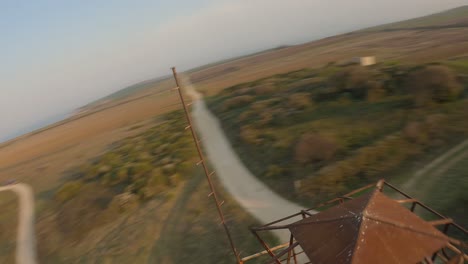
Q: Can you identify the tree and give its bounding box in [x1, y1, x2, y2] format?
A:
[329, 67, 374, 99]
[407, 65, 463, 106]
[294, 133, 338, 164]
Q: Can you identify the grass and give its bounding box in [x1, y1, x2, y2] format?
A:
[422, 151, 468, 224]
[0, 192, 18, 263]
[1, 6, 468, 262]
[445, 59, 468, 74]
[389, 138, 468, 226]
[35, 171, 275, 264]
[207, 62, 468, 210]
[2, 109, 277, 264]
[149, 170, 277, 264]
[363, 6, 468, 31]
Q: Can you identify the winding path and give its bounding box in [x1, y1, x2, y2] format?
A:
[0, 183, 37, 264]
[181, 76, 307, 242]
[402, 138, 468, 200]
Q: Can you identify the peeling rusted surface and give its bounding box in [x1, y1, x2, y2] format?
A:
[247, 180, 467, 264]
[289, 190, 449, 263]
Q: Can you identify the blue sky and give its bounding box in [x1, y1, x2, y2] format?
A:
[1, 0, 467, 142]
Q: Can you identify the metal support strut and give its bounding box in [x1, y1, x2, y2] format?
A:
[171, 67, 242, 264]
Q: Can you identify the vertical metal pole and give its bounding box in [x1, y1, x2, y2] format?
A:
[171, 67, 241, 264]
[292, 247, 298, 264]
[286, 234, 294, 264]
[250, 229, 282, 264]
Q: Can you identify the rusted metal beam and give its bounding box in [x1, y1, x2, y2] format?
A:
[171, 67, 241, 264]
[250, 229, 281, 264]
[300, 210, 314, 217]
[255, 212, 304, 228]
[384, 181, 467, 234]
[292, 247, 298, 264]
[429, 218, 453, 226]
[266, 242, 300, 264]
[446, 243, 468, 261]
[395, 198, 417, 204]
[240, 243, 289, 262]
[383, 181, 412, 198]
[286, 234, 294, 264]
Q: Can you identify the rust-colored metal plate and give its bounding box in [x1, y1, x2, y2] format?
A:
[289, 190, 449, 263]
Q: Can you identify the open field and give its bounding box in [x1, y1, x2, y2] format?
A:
[0, 109, 276, 263]
[206, 60, 468, 225]
[0, 92, 179, 183]
[149, 171, 277, 264]
[187, 6, 468, 96]
[363, 5, 468, 31]
[0, 191, 18, 263]
[391, 139, 468, 225]
[189, 28, 468, 95]
[0, 6, 467, 263]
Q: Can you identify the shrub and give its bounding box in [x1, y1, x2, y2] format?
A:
[265, 165, 284, 178]
[233, 87, 253, 95]
[403, 121, 429, 144]
[288, 93, 312, 110]
[140, 171, 169, 200]
[222, 95, 255, 111]
[294, 133, 337, 164]
[329, 67, 374, 99]
[55, 181, 83, 203]
[407, 65, 463, 106]
[150, 168, 168, 186]
[169, 173, 181, 186]
[129, 162, 153, 177]
[367, 84, 385, 103]
[162, 163, 176, 175]
[252, 83, 276, 95]
[250, 100, 270, 112]
[238, 110, 254, 122]
[258, 112, 273, 126]
[424, 114, 445, 137]
[108, 192, 138, 213]
[300, 134, 417, 200]
[240, 125, 259, 144]
[56, 183, 114, 239]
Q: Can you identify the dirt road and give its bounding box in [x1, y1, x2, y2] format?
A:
[402, 139, 468, 200]
[181, 76, 308, 243]
[0, 183, 37, 264]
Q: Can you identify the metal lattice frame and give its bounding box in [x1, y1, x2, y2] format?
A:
[243, 180, 467, 264]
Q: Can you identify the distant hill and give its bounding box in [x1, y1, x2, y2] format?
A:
[363, 6, 468, 31]
[77, 75, 172, 112]
[78, 5, 468, 109]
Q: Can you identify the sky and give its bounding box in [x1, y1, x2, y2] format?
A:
[1, 0, 467, 142]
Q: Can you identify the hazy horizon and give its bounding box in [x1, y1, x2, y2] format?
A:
[1, 0, 467, 143]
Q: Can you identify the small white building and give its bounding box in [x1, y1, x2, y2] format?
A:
[352, 56, 377, 66]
